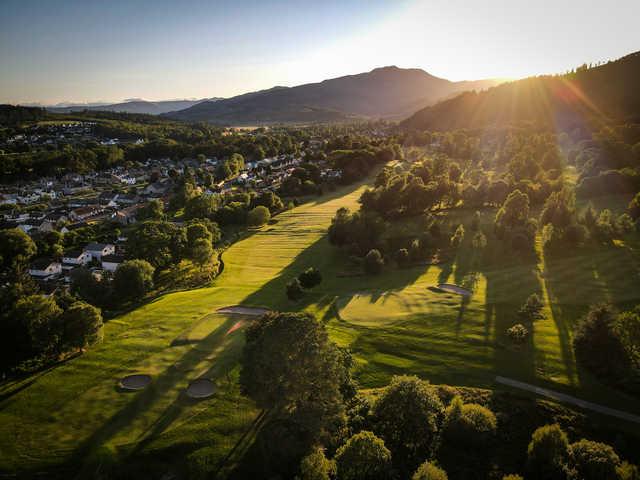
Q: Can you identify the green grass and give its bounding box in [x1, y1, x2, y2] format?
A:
[1, 178, 640, 477]
[0, 180, 367, 476]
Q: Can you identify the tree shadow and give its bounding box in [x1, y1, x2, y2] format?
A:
[66, 315, 239, 477]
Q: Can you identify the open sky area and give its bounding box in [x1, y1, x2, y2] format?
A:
[1, 0, 640, 105]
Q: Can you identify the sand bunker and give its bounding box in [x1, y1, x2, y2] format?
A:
[119, 374, 151, 391]
[436, 283, 472, 297]
[216, 306, 270, 316]
[186, 378, 216, 399]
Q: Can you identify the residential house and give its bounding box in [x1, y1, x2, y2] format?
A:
[61, 250, 92, 270]
[69, 205, 104, 221]
[112, 205, 139, 225]
[28, 259, 62, 279]
[101, 254, 125, 272]
[85, 242, 115, 260]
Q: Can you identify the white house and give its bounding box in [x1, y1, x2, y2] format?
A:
[101, 254, 125, 272]
[29, 259, 62, 279]
[85, 243, 116, 261]
[62, 250, 92, 270]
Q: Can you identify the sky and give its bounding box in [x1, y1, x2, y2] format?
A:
[1, 0, 639, 105]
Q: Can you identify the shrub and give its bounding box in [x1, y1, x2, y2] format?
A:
[526, 424, 569, 480]
[507, 324, 529, 344]
[412, 461, 448, 480]
[568, 439, 620, 480]
[286, 278, 304, 300]
[502, 476, 524, 480]
[443, 395, 497, 447]
[364, 249, 384, 275]
[300, 447, 335, 480]
[298, 267, 322, 289]
[334, 431, 392, 480]
[247, 205, 271, 227]
[372, 375, 444, 474]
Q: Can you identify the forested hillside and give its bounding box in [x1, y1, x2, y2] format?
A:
[403, 51, 640, 132]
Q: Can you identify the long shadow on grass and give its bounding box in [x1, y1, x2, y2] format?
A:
[67, 315, 239, 477]
[480, 239, 542, 383]
[543, 239, 640, 394]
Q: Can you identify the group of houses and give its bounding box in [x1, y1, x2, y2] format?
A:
[28, 242, 124, 282]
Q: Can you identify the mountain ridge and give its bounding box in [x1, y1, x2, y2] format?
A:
[165, 67, 502, 125]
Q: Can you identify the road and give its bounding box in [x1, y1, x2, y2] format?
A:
[495, 376, 640, 424]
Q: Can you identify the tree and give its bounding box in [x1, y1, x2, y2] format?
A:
[299, 447, 335, 480]
[186, 222, 212, 249]
[70, 267, 109, 307]
[137, 199, 164, 221]
[247, 205, 271, 227]
[472, 231, 487, 250]
[62, 301, 103, 350]
[526, 424, 569, 480]
[286, 278, 305, 300]
[450, 224, 465, 248]
[13, 295, 63, 359]
[372, 375, 444, 474]
[184, 194, 219, 220]
[574, 304, 630, 379]
[519, 293, 545, 321]
[412, 461, 448, 480]
[442, 395, 496, 447]
[191, 238, 214, 266]
[495, 189, 530, 236]
[298, 267, 322, 289]
[113, 259, 155, 302]
[126, 221, 186, 268]
[364, 249, 384, 275]
[395, 248, 410, 267]
[568, 439, 621, 480]
[615, 306, 640, 369]
[240, 312, 349, 439]
[0, 228, 37, 275]
[507, 324, 529, 344]
[334, 431, 392, 480]
[628, 192, 640, 220]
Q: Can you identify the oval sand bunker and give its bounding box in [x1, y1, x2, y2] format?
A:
[437, 283, 472, 297]
[119, 374, 152, 391]
[186, 378, 216, 399]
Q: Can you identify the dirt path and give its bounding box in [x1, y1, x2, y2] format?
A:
[495, 376, 640, 424]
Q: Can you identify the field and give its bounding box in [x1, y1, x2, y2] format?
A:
[1, 180, 640, 477]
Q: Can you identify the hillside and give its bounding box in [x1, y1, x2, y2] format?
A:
[165, 67, 500, 125]
[47, 98, 214, 115]
[402, 51, 640, 131]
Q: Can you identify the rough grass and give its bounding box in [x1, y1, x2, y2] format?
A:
[1, 179, 639, 477]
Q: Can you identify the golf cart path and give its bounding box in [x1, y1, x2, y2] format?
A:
[495, 376, 640, 424]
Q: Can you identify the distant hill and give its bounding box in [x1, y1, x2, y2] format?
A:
[402, 51, 640, 131]
[47, 98, 214, 115]
[165, 67, 501, 125]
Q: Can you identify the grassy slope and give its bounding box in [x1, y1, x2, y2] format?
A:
[1, 178, 639, 476]
[0, 181, 367, 476]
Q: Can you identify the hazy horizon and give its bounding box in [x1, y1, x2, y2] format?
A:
[2, 0, 639, 105]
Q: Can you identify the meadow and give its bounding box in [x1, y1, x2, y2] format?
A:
[1, 179, 639, 477]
